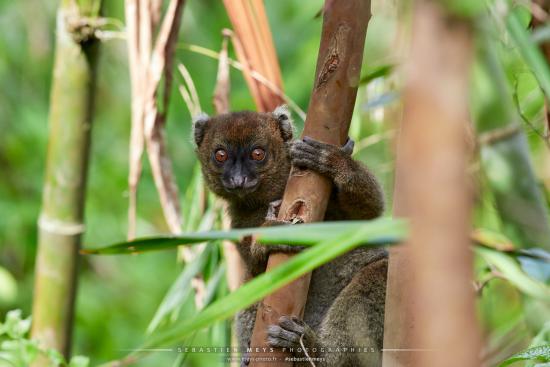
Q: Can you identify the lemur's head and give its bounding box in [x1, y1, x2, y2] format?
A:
[193, 106, 293, 205]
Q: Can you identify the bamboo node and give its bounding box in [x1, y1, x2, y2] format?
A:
[38, 215, 86, 236]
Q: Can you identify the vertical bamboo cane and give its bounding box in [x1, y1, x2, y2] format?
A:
[383, 2, 480, 367]
[31, 0, 101, 361]
[248, 1, 372, 365]
[222, 0, 285, 111]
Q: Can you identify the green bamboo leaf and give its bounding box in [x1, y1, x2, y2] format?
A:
[443, 0, 486, 18]
[133, 219, 405, 350]
[82, 218, 404, 255]
[68, 355, 90, 367]
[202, 263, 226, 309]
[475, 247, 550, 302]
[0, 267, 17, 306]
[507, 8, 550, 100]
[498, 344, 550, 367]
[359, 64, 394, 85]
[182, 165, 205, 232]
[147, 244, 214, 334]
[472, 27, 550, 250]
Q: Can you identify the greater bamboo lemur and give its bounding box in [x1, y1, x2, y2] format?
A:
[193, 106, 387, 367]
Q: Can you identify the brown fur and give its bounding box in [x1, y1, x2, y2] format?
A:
[193, 107, 386, 366]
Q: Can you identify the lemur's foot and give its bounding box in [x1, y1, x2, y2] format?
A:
[240, 341, 251, 366]
[290, 136, 355, 177]
[240, 352, 250, 367]
[267, 316, 317, 351]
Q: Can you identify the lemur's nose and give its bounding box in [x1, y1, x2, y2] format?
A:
[230, 175, 246, 188]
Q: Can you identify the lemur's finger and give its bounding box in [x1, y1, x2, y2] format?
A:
[290, 150, 318, 163]
[290, 140, 317, 155]
[266, 336, 297, 349]
[302, 136, 332, 150]
[290, 148, 321, 165]
[240, 353, 250, 367]
[291, 158, 329, 174]
[279, 316, 306, 335]
[267, 324, 301, 348]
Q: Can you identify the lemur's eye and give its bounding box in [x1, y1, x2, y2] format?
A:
[214, 149, 228, 163]
[251, 148, 266, 161]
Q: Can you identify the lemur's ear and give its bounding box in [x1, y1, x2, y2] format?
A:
[272, 105, 294, 142]
[192, 113, 210, 147]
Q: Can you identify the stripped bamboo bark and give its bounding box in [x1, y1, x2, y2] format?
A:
[383, 2, 480, 367]
[248, 0, 372, 365]
[125, 0, 186, 239]
[222, 0, 285, 111]
[31, 0, 101, 362]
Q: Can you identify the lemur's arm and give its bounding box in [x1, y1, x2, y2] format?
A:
[290, 137, 384, 220]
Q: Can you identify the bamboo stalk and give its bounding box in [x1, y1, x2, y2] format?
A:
[383, 2, 480, 367]
[248, 0, 372, 365]
[31, 0, 101, 362]
[126, 0, 144, 240]
[222, 0, 284, 111]
[251, 0, 283, 89]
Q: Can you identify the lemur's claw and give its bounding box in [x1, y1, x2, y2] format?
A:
[342, 138, 355, 155]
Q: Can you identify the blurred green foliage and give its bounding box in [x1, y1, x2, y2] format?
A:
[0, 310, 90, 367]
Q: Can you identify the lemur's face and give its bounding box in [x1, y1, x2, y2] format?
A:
[193, 109, 293, 202]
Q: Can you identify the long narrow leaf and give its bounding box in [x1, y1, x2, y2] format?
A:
[139, 219, 405, 349]
[472, 26, 550, 250]
[475, 247, 550, 302]
[82, 218, 406, 255]
[507, 8, 550, 99]
[147, 244, 214, 334]
[498, 344, 550, 366]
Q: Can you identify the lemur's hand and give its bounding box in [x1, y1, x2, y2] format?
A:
[290, 136, 354, 179]
[256, 199, 304, 255]
[267, 316, 318, 354]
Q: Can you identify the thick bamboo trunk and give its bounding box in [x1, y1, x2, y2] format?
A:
[248, 0, 371, 365]
[31, 0, 100, 361]
[383, 2, 480, 367]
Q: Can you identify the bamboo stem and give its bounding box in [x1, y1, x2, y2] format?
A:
[383, 2, 480, 366]
[222, 0, 285, 111]
[248, 0, 372, 365]
[31, 1, 101, 362]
